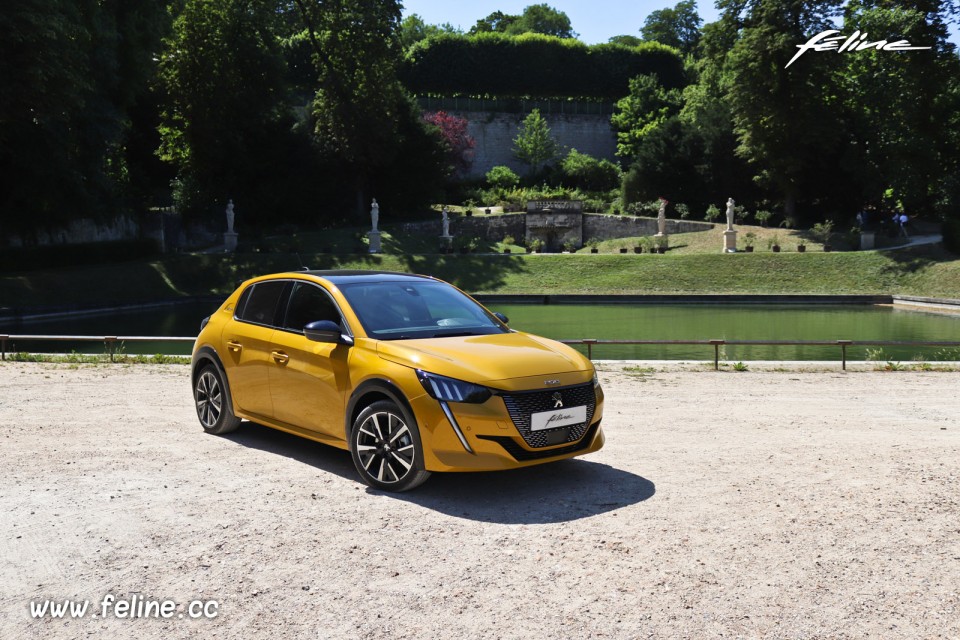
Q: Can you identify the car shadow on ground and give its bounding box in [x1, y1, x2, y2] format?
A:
[387, 460, 655, 524]
[223, 421, 359, 482]
[225, 422, 655, 525]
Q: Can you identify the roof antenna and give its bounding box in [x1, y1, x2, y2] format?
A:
[295, 253, 309, 271]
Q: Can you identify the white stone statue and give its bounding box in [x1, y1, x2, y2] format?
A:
[441, 206, 450, 237]
[726, 198, 735, 230]
[370, 198, 379, 232]
[225, 199, 235, 233]
[657, 197, 668, 235]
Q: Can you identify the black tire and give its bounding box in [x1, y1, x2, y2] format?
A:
[194, 364, 241, 435]
[350, 400, 431, 492]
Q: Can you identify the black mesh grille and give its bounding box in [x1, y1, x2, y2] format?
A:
[478, 423, 600, 462]
[499, 383, 596, 449]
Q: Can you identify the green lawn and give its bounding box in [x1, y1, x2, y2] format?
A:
[3, 242, 960, 309]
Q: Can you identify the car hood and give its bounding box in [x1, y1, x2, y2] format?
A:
[376, 331, 590, 385]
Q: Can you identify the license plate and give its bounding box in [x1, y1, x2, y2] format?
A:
[530, 405, 587, 431]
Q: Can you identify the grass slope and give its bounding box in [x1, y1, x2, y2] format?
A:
[3, 245, 960, 309]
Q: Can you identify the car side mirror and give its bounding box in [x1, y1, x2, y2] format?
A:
[493, 312, 509, 325]
[304, 320, 350, 344]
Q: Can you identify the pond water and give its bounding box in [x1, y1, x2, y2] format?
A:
[2, 301, 959, 361]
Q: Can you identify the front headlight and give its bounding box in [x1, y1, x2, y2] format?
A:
[417, 370, 491, 404]
[592, 372, 600, 388]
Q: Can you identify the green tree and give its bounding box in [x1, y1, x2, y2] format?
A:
[398, 14, 460, 50]
[840, 1, 960, 217]
[469, 4, 575, 38]
[0, 0, 171, 238]
[513, 109, 560, 175]
[608, 34, 644, 47]
[293, 0, 412, 216]
[611, 74, 683, 160]
[640, 0, 703, 54]
[510, 4, 576, 38]
[719, 0, 847, 221]
[159, 0, 293, 222]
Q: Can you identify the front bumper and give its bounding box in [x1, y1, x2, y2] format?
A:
[413, 381, 606, 473]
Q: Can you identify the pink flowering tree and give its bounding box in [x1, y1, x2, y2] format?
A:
[423, 111, 475, 178]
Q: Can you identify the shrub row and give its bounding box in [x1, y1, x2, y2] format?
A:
[402, 33, 686, 100]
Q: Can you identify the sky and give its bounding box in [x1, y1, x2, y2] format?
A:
[400, 1, 959, 46]
[400, 1, 721, 44]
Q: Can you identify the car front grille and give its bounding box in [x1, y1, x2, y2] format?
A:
[477, 423, 600, 462]
[498, 382, 596, 449]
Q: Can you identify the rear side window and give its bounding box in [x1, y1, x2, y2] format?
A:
[237, 281, 287, 327]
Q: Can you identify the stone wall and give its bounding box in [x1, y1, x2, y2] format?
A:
[582, 214, 714, 241]
[453, 111, 617, 179]
[396, 212, 715, 247]
[396, 214, 526, 243]
[6, 216, 140, 247]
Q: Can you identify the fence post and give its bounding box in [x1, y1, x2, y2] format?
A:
[105, 336, 118, 362]
[583, 339, 597, 360]
[709, 339, 724, 371]
[1, 335, 6, 361]
[838, 340, 852, 371]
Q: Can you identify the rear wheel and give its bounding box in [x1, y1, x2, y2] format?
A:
[194, 365, 241, 435]
[350, 400, 430, 492]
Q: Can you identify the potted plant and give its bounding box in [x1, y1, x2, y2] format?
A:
[529, 238, 544, 254]
[586, 238, 600, 254]
[754, 210, 773, 227]
[797, 240, 807, 252]
[562, 240, 576, 254]
[769, 234, 782, 252]
[653, 236, 668, 253]
[811, 220, 835, 252]
[640, 237, 653, 254]
[462, 199, 476, 217]
[743, 232, 756, 252]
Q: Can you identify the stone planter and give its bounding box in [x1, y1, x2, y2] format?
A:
[619, 248, 628, 254]
[797, 245, 806, 253]
[503, 248, 511, 254]
[744, 246, 754, 253]
[634, 247, 643, 254]
[590, 248, 598, 254]
[484, 208, 491, 215]
[657, 247, 666, 254]
[772, 245, 781, 253]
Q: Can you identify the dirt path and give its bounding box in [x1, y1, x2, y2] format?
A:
[1, 362, 958, 639]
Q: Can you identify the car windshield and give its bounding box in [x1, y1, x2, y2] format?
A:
[338, 280, 508, 341]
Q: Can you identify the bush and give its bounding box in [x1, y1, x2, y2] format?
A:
[486, 165, 520, 189]
[705, 204, 720, 222]
[560, 149, 620, 192]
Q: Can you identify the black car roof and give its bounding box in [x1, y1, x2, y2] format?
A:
[294, 270, 436, 285]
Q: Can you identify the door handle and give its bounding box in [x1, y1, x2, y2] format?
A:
[226, 340, 242, 352]
[271, 350, 289, 364]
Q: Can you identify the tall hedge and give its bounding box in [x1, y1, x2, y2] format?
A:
[401, 33, 686, 100]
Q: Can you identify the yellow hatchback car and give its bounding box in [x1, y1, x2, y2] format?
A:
[191, 271, 604, 491]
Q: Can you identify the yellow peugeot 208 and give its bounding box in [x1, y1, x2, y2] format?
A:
[191, 271, 604, 491]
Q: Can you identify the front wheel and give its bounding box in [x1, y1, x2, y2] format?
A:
[350, 400, 430, 492]
[194, 365, 241, 435]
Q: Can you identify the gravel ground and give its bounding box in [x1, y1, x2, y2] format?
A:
[1, 362, 958, 639]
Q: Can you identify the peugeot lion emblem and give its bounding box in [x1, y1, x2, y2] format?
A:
[552, 392, 564, 409]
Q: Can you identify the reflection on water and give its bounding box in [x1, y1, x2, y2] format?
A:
[2, 301, 959, 360]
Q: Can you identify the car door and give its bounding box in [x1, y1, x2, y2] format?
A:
[267, 281, 351, 438]
[221, 280, 289, 419]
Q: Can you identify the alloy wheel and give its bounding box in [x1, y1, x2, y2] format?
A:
[354, 412, 416, 485]
[195, 370, 222, 428]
